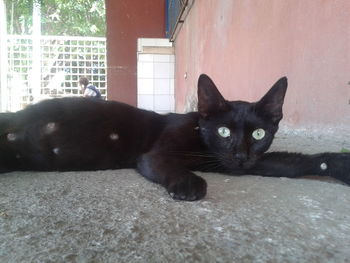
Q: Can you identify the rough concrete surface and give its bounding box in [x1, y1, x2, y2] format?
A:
[1, 130, 350, 263]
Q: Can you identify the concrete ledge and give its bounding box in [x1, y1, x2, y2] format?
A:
[1, 169, 350, 262]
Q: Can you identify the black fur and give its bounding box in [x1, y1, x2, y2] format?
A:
[1, 74, 349, 200]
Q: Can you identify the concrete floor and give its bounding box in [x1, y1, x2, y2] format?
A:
[1, 129, 350, 263]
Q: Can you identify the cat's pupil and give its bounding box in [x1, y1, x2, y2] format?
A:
[218, 127, 230, 138]
[252, 128, 265, 140]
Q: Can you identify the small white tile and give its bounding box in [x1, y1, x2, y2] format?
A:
[154, 79, 170, 95]
[137, 62, 153, 79]
[154, 63, 170, 79]
[138, 54, 154, 62]
[137, 38, 143, 52]
[138, 95, 154, 110]
[169, 95, 175, 111]
[154, 55, 169, 63]
[138, 78, 154, 95]
[169, 62, 175, 75]
[141, 38, 158, 47]
[169, 55, 175, 63]
[155, 39, 172, 47]
[169, 79, 174, 95]
[154, 95, 172, 111]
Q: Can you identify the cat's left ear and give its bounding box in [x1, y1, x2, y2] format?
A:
[256, 77, 288, 123]
[197, 74, 228, 118]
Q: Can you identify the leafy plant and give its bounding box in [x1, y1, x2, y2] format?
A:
[4, 0, 106, 37]
[340, 147, 350, 153]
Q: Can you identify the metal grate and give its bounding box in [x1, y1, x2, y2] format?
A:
[7, 36, 33, 108]
[6, 35, 107, 111]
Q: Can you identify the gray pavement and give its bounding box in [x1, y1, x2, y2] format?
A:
[1, 129, 350, 263]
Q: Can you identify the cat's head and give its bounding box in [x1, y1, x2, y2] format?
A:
[197, 74, 287, 170]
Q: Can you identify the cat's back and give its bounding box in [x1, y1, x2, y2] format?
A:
[16, 97, 165, 131]
[18, 97, 145, 120]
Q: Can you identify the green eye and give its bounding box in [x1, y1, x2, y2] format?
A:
[218, 127, 231, 138]
[252, 128, 265, 140]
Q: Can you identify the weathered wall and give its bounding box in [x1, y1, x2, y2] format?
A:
[105, 0, 165, 105]
[175, 0, 350, 129]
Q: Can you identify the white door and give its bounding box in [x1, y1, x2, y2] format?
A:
[137, 38, 175, 114]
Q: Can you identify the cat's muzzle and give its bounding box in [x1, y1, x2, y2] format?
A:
[221, 155, 257, 170]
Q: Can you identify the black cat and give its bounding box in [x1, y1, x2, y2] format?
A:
[0, 74, 349, 201]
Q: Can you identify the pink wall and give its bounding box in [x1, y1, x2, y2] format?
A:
[175, 0, 350, 127]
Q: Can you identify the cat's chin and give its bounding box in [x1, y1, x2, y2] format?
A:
[239, 161, 256, 170]
[221, 158, 257, 171]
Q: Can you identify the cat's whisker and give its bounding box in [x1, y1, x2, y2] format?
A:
[199, 162, 225, 172]
[168, 150, 216, 158]
[184, 154, 216, 158]
[191, 157, 225, 170]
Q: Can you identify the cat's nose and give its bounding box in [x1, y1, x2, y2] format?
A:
[234, 152, 248, 162]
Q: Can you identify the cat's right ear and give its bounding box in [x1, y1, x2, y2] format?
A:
[197, 74, 228, 118]
[256, 77, 288, 124]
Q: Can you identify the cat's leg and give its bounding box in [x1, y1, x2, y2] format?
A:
[0, 112, 54, 173]
[0, 112, 16, 132]
[137, 152, 207, 201]
[0, 112, 17, 173]
[247, 152, 350, 185]
[0, 146, 21, 173]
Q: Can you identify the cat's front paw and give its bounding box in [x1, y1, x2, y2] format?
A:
[167, 174, 207, 201]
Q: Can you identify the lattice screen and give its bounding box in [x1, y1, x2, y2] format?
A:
[6, 35, 107, 111]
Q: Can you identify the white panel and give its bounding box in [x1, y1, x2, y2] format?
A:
[138, 78, 154, 95]
[169, 95, 175, 111]
[170, 79, 175, 95]
[138, 95, 154, 110]
[138, 54, 154, 62]
[140, 38, 158, 47]
[155, 38, 172, 47]
[169, 62, 175, 75]
[154, 79, 170, 95]
[154, 95, 172, 111]
[137, 62, 153, 79]
[154, 55, 170, 63]
[154, 62, 170, 79]
[137, 38, 175, 113]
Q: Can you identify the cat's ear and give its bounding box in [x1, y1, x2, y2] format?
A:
[197, 74, 228, 118]
[256, 77, 288, 123]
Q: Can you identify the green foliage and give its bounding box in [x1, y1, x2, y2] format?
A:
[4, 0, 106, 37]
[5, 0, 33, 34]
[341, 148, 350, 153]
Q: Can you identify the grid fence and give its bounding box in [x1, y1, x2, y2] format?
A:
[6, 35, 107, 111]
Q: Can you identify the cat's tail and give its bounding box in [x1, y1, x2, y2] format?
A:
[0, 112, 16, 135]
[0, 112, 17, 173]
